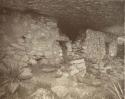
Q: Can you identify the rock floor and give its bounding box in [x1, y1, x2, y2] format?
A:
[27, 56, 124, 99]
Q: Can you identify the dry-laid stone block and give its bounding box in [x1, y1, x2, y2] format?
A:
[83, 29, 106, 62]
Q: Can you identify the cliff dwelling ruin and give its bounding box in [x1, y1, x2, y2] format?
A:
[0, 0, 124, 99]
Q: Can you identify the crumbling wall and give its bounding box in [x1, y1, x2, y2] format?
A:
[0, 11, 63, 67]
[82, 29, 123, 62]
[83, 29, 106, 62]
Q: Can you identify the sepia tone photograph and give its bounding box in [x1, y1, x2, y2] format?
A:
[0, 0, 124, 99]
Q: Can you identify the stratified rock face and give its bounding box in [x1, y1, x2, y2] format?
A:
[0, 0, 124, 37]
[0, 11, 63, 67]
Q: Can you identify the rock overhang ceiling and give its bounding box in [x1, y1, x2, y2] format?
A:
[0, 0, 124, 40]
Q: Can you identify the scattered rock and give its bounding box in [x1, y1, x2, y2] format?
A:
[21, 55, 29, 62]
[51, 85, 69, 98]
[68, 86, 96, 99]
[20, 68, 33, 80]
[52, 77, 71, 87]
[69, 59, 86, 80]
[29, 58, 37, 65]
[31, 88, 54, 99]
[70, 67, 79, 76]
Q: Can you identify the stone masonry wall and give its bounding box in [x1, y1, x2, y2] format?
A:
[0, 11, 63, 67]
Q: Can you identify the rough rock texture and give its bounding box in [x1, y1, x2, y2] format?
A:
[31, 88, 55, 99]
[83, 29, 124, 60]
[56, 58, 86, 83]
[0, 1, 124, 99]
[0, 11, 63, 67]
[70, 59, 86, 77]
[83, 29, 106, 62]
[0, 0, 124, 39]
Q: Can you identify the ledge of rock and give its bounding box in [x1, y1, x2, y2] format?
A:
[0, 0, 124, 38]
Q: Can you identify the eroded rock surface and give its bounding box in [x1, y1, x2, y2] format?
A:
[0, 12, 63, 67]
[83, 29, 106, 62]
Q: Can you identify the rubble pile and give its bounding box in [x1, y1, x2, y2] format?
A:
[31, 88, 55, 99]
[56, 58, 86, 79]
[51, 58, 101, 99]
[69, 59, 86, 81]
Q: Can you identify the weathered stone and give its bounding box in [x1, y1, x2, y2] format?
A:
[70, 59, 85, 64]
[39, 59, 49, 64]
[68, 59, 86, 82]
[117, 36, 125, 45]
[24, 18, 62, 64]
[19, 68, 32, 80]
[70, 67, 79, 76]
[51, 75, 79, 98]
[69, 86, 96, 99]
[70, 59, 86, 72]
[10, 43, 25, 51]
[31, 88, 54, 99]
[21, 55, 29, 62]
[83, 29, 106, 62]
[0, 12, 63, 66]
[53, 77, 70, 87]
[66, 41, 72, 54]
[57, 33, 69, 41]
[29, 58, 37, 65]
[56, 69, 63, 76]
[51, 85, 69, 98]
